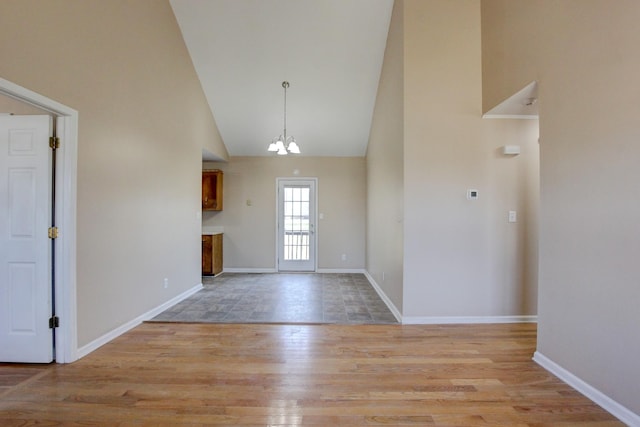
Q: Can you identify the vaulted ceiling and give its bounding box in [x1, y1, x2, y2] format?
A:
[170, 0, 393, 158]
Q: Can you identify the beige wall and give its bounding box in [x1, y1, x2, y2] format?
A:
[203, 157, 366, 270]
[366, 0, 405, 312]
[0, 0, 227, 347]
[483, 0, 640, 415]
[400, 0, 539, 319]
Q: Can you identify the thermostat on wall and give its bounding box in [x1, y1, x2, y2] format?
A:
[502, 145, 521, 155]
[467, 189, 478, 200]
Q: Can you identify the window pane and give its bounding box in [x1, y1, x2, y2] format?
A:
[283, 184, 311, 261]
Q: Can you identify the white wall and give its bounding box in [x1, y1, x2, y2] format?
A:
[0, 0, 227, 347]
[366, 0, 405, 313]
[203, 156, 366, 271]
[483, 0, 640, 417]
[401, 0, 539, 320]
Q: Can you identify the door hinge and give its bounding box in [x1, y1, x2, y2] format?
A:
[49, 136, 60, 150]
[49, 316, 60, 329]
[48, 227, 59, 239]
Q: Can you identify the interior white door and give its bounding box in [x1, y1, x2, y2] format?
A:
[0, 115, 53, 363]
[277, 179, 316, 272]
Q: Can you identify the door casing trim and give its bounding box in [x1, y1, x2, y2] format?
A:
[0, 77, 78, 363]
[275, 177, 318, 272]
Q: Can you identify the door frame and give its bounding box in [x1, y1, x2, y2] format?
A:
[275, 177, 318, 272]
[0, 77, 78, 363]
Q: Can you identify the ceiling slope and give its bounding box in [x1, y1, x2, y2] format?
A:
[170, 0, 393, 157]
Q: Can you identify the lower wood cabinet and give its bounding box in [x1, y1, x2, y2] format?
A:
[202, 234, 223, 276]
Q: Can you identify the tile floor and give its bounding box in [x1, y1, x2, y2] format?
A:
[150, 273, 398, 324]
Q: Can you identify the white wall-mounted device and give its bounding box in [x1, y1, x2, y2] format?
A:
[502, 145, 521, 155]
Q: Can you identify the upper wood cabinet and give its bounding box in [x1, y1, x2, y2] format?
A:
[202, 170, 223, 211]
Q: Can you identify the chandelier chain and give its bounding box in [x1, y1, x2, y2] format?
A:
[267, 80, 299, 154]
[283, 81, 288, 140]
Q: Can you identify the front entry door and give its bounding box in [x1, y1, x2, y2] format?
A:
[277, 179, 316, 272]
[0, 115, 53, 363]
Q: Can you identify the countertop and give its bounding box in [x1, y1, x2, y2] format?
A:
[202, 226, 224, 235]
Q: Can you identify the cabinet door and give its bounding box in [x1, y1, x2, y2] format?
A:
[212, 234, 223, 275]
[202, 235, 213, 275]
[202, 170, 223, 211]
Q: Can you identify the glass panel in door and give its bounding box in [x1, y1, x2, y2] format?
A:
[277, 179, 316, 271]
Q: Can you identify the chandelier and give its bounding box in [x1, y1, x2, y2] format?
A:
[268, 81, 300, 155]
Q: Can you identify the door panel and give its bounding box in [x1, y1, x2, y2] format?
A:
[277, 179, 316, 272]
[9, 263, 37, 332]
[0, 115, 53, 363]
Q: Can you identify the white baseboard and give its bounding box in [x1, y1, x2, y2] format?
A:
[224, 268, 366, 274]
[316, 268, 366, 273]
[363, 271, 402, 322]
[402, 315, 537, 325]
[76, 283, 203, 359]
[533, 351, 640, 427]
[223, 268, 277, 273]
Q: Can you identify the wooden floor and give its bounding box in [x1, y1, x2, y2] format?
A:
[0, 323, 623, 426]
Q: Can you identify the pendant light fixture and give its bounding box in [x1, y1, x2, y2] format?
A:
[268, 81, 300, 155]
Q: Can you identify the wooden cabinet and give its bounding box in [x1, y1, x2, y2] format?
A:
[202, 170, 223, 211]
[202, 234, 223, 276]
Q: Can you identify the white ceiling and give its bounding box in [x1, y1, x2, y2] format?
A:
[170, 0, 393, 157]
[483, 81, 539, 119]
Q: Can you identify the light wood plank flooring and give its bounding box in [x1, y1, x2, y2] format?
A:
[0, 323, 623, 426]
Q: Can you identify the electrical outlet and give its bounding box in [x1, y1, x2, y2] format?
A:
[508, 210, 517, 223]
[163, 278, 169, 289]
[341, 254, 347, 261]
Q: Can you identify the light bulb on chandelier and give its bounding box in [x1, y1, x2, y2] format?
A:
[268, 81, 300, 155]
